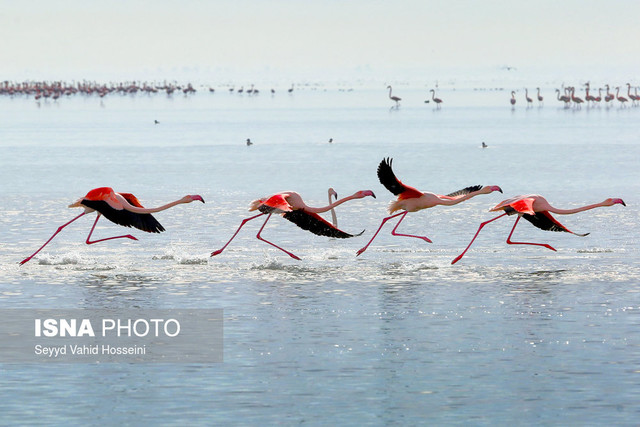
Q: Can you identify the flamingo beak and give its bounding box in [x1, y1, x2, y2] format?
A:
[366, 190, 376, 198]
[191, 195, 205, 203]
[613, 198, 626, 206]
[68, 198, 83, 208]
[491, 186, 503, 193]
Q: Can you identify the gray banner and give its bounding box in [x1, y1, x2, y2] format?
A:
[0, 309, 223, 363]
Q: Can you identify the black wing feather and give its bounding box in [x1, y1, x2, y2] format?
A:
[377, 157, 406, 196]
[81, 200, 165, 233]
[283, 210, 362, 239]
[446, 185, 483, 198]
[522, 212, 589, 236]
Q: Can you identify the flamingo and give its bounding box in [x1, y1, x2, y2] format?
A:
[430, 89, 443, 108]
[626, 83, 638, 104]
[451, 194, 626, 264]
[525, 88, 533, 106]
[211, 189, 376, 260]
[556, 88, 570, 107]
[604, 85, 614, 104]
[616, 87, 628, 106]
[584, 83, 596, 105]
[570, 87, 584, 108]
[510, 91, 516, 106]
[356, 158, 502, 256]
[594, 88, 602, 103]
[387, 85, 401, 106]
[328, 188, 338, 227]
[20, 187, 204, 265]
[536, 87, 544, 105]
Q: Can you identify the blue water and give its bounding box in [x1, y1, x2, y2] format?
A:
[1, 86, 639, 425]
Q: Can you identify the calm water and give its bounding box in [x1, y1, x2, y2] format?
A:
[1, 86, 639, 425]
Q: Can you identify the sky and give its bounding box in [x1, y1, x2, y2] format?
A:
[2, 0, 640, 84]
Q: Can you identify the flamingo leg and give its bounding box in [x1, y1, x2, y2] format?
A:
[20, 212, 87, 265]
[506, 216, 557, 252]
[356, 211, 410, 256]
[255, 213, 301, 260]
[211, 212, 265, 257]
[451, 213, 507, 265]
[85, 213, 138, 245]
[390, 211, 433, 243]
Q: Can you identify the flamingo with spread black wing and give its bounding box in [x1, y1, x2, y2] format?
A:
[451, 194, 626, 264]
[20, 187, 204, 265]
[211, 189, 375, 260]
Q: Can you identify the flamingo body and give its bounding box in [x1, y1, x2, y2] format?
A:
[74, 187, 165, 233]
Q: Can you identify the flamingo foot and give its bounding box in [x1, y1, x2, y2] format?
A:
[287, 252, 302, 261]
[210, 249, 223, 257]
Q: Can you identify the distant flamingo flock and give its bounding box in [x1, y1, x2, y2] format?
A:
[1, 80, 639, 109]
[20, 158, 625, 265]
[0, 80, 295, 100]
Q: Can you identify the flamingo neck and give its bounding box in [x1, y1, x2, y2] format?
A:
[117, 194, 189, 214]
[305, 193, 360, 214]
[547, 201, 609, 215]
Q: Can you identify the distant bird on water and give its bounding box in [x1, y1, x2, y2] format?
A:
[211, 189, 376, 260]
[246, 138, 253, 146]
[615, 87, 628, 106]
[430, 89, 443, 108]
[20, 187, 204, 265]
[451, 194, 626, 264]
[536, 87, 544, 105]
[356, 158, 502, 256]
[510, 91, 516, 106]
[387, 85, 401, 107]
[482, 142, 488, 148]
[525, 88, 533, 106]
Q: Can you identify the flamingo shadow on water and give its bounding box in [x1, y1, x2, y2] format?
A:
[20, 187, 205, 265]
[356, 158, 502, 256]
[451, 194, 626, 264]
[211, 189, 375, 260]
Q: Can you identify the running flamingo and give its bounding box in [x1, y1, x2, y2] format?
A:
[451, 194, 626, 264]
[211, 189, 375, 260]
[20, 187, 204, 265]
[356, 158, 502, 256]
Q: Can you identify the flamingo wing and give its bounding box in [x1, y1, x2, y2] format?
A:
[445, 185, 483, 199]
[522, 211, 589, 236]
[492, 196, 536, 215]
[119, 192, 144, 208]
[257, 194, 293, 214]
[283, 210, 363, 239]
[377, 158, 423, 199]
[81, 199, 165, 233]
